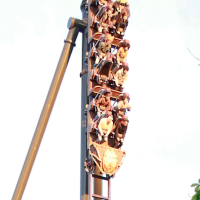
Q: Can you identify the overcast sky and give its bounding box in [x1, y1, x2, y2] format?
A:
[0, 0, 200, 200]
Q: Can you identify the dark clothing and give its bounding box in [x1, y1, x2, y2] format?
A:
[113, 14, 128, 38]
[115, 122, 127, 140]
[115, 18, 128, 32]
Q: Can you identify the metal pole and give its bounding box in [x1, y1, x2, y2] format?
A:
[94, 167, 102, 200]
[80, 1, 102, 199]
[89, 173, 92, 200]
[80, 1, 89, 200]
[12, 18, 86, 200]
[108, 178, 111, 200]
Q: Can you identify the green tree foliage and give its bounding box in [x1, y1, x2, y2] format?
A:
[191, 179, 200, 200]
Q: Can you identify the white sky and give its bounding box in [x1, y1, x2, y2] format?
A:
[0, 0, 200, 200]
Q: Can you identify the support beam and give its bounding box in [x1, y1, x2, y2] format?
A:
[80, 0, 89, 200]
[12, 18, 86, 200]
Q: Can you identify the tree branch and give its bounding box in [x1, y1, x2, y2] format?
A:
[187, 48, 200, 62]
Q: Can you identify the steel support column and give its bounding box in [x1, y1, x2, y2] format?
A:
[12, 18, 86, 200]
[80, 1, 89, 199]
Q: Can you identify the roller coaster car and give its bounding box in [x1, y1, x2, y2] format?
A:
[93, 111, 114, 144]
[89, 87, 112, 112]
[95, 54, 113, 85]
[88, 111, 115, 148]
[108, 62, 128, 91]
[110, 39, 130, 75]
[93, 3, 116, 34]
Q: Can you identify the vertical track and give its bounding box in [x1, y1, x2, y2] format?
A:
[80, 1, 89, 200]
[80, 1, 103, 199]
